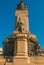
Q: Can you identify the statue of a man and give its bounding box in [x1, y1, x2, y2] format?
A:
[16, 18, 24, 33]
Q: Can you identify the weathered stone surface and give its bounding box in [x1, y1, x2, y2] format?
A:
[13, 56, 30, 65]
[2, 1, 41, 65]
[0, 56, 44, 65]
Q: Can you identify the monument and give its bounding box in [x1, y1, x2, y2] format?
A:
[3, 1, 40, 65]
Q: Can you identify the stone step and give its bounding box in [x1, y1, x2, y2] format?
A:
[30, 56, 44, 65]
[0, 56, 44, 65]
[6, 63, 13, 65]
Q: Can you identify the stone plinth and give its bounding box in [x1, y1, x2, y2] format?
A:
[13, 33, 30, 65]
[16, 34, 28, 56]
[13, 56, 30, 65]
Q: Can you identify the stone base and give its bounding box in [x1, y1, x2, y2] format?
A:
[13, 56, 30, 65]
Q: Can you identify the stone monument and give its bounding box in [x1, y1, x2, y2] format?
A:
[3, 1, 40, 65]
[13, 1, 30, 65]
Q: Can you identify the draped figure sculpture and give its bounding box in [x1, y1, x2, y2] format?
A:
[16, 18, 24, 33]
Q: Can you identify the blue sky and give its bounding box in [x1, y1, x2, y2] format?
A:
[0, 0, 44, 48]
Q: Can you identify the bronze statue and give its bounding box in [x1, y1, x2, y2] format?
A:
[16, 18, 24, 33]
